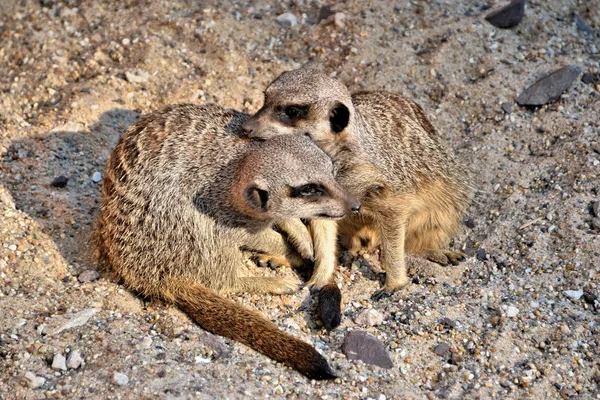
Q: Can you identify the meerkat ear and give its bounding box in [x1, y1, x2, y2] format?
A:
[245, 183, 271, 212]
[329, 103, 350, 133]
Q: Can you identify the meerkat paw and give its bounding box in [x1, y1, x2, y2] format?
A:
[422, 249, 466, 266]
[371, 275, 410, 301]
[270, 277, 303, 295]
[252, 253, 291, 270]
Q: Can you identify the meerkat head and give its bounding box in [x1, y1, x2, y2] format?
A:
[242, 68, 355, 144]
[233, 135, 360, 222]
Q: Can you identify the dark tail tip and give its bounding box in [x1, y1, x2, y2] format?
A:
[301, 351, 338, 380]
[317, 284, 343, 331]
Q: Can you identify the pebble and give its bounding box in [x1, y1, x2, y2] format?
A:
[434, 342, 450, 356]
[66, 350, 84, 369]
[516, 66, 582, 107]
[24, 372, 46, 389]
[354, 308, 384, 327]
[581, 73, 599, 85]
[51, 353, 67, 371]
[342, 331, 393, 369]
[575, 17, 593, 35]
[506, 306, 519, 317]
[125, 70, 149, 84]
[485, 0, 525, 29]
[564, 289, 584, 300]
[113, 372, 129, 386]
[475, 248, 487, 261]
[78, 269, 100, 283]
[50, 308, 98, 335]
[141, 336, 153, 349]
[275, 13, 297, 28]
[197, 332, 231, 359]
[50, 175, 69, 188]
[501, 102, 513, 114]
[91, 172, 102, 183]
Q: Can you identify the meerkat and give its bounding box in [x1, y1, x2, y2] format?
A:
[242, 68, 473, 301]
[96, 103, 361, 379]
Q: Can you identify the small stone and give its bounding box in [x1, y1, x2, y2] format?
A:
[78, 270, 100, 283]
[475, 248, 487, 261]
[50, 308, 98, 335]
[52, 353, 67, 371]
[342, 331, 393, 368]
[141, 336, 153, 349]
[591, 201, 599, 218]
[66, 350, 84, 369]
[485, 0, 525, 29]
[560, 324, 571, 334]
[516, 66, 582, 107]
[275, 13, 297, 28]
[434, 342, 450, 356]
[441, 318, 458, 329]
[318, 5, 335, 22]
[575, 17, 593, 35]
[112, 372, 129, 386]
[501, 102, 513, 114]
[354, 309, 384, 327]
[506, 306, 519, 317]
[124, 70, 149, 84]
[24, 372, 46, 389]
[91, 172, 102, 183]
[582, 73, 599, 85]
[197, 333, 231, 359]
[463, 216, 476, 228]
[50, 175, 69, 188]
[564, 289, 584, 300]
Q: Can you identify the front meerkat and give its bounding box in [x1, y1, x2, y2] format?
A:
[242, 69, 473, 302]
[96, 103, 360, 379]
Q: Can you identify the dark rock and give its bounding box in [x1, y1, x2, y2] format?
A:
[50, 175, 69, 188]
[575, 17, 593, 35]
[78, 270, 100, 283]
[583, 292, 598, 310]
[501, 102, 513, 114]
[441, 318, 457, 330]
[197, 333, 231, 359]
[582, 72, 599, 85]
[434, 342, 451, 356]
[463, 216, 476, 228]
[318, 5, 335, 23]
[485, 0, 525, 29]
[450, 352, 463, 365]
[475, 248, 487, 261]
[591, 200, 599, 218]
[516, 66, 582, 107]
[342, 331, 393, 368]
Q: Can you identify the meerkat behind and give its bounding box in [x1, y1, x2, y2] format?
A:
[96, 103, 360, 379]
[242, 69, 473, 303]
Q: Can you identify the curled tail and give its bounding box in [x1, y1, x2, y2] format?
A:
[167, 281, 336, 380]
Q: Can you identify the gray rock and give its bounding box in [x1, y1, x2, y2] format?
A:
[575, 17, 593, 35]
[501, 102, 513, 114]
[66, 350, 84, 369]
[113, 372, 129, 386]
[24, 372, 46, 388]
[91, 171, 102, 183]
[50, 175, 68, 188]
[434, 342, 450, 356]
[354, 308, 384, 327]
[78, 269, 100, 283]
[197, 332, 231, 359]
[485, 0, 525, 29]
[592, 200, 599, 218]
[342, 331, 393, 368]
[564, 289, 584, 300]
[506, 305, 519, 317]
[52, 353, 67, 371]
[516, 66, 582, 106]
[582, 73, 599, 85]
[276, 13, 297, 28]
[475, 248, 487, 261]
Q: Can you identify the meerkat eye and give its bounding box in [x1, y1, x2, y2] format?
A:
[292, 184, 324, 198]
[280, 105, 308, 123]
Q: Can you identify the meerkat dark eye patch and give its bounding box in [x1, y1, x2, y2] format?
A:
[245, 185, 270, 211]
[329, 103, 350, 133]
[277, 105, 309, 125]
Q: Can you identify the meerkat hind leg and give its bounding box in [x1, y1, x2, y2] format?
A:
[420, 248, 466, 266]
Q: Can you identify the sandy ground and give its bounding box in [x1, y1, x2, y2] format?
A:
[1, 0, 599, 399]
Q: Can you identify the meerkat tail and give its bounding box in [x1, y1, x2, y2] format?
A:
[316, 282, 343, 330]
[169, 282, 337, 380]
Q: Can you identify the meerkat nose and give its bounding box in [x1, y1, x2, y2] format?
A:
[350, 201, 361, 214]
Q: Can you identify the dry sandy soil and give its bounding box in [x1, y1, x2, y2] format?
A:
[1, 0, 599, 399]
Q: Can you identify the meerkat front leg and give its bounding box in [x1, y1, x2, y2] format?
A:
[274, 219, 314, 261]
[241, 228, 304, 269]
[371, 214, 410, 301]
[306, 219, 339, 289]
